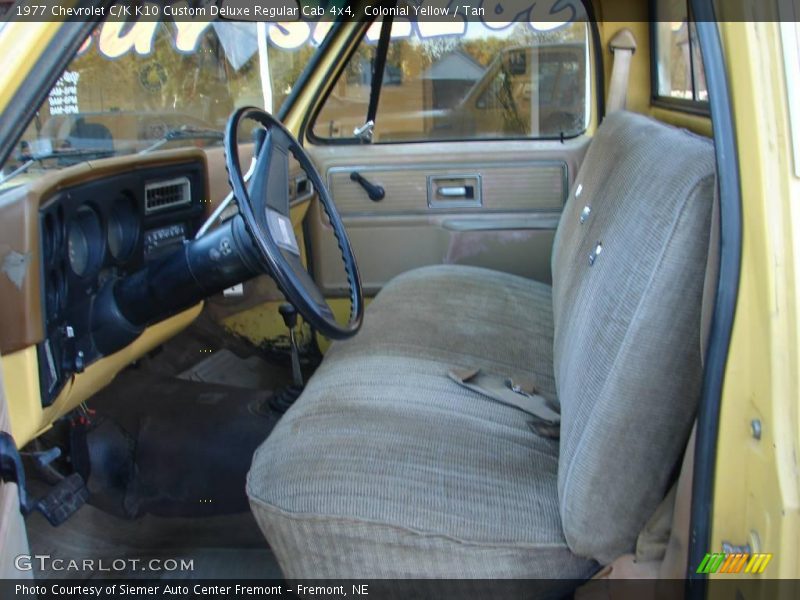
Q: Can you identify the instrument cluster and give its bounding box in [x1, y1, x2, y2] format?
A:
[38, 161, 206, 406]
[49, 194, 139, 279]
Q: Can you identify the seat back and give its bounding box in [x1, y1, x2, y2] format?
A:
[550, 112, 716, 563]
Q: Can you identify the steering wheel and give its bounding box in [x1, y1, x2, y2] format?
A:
[224, 106, 363, 340]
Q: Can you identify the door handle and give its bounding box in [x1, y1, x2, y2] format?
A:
[428, 174, 482, 208]
[350, 171, 385, 202]
[437, 186, 471, 198]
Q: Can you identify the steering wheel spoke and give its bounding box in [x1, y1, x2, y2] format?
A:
[224, 106, 363, 340]
[246, 127, 292, 218]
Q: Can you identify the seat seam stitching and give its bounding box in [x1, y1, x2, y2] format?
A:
[248, 495, 573, 551]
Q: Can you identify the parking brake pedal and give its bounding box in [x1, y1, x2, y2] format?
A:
[34, 473, 89, 525]
[0, 432, 88, 526]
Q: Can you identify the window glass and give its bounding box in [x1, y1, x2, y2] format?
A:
[0, 20, 329, 189]
[313, 18, 590, 143]
[781, 21, 800, 177]
[653, 0, 708, 107]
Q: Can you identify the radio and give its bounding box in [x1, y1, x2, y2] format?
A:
[144, 223, 187, 260]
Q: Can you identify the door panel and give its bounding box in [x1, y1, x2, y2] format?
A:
[307, 138, 589, 295]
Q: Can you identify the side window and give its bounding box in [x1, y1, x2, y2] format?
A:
[652, 0, 709, 111]
[311, 18, 591, 143]
[782, 21, 800, 177]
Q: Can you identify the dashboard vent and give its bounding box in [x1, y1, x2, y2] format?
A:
[144, 177, 191, 214]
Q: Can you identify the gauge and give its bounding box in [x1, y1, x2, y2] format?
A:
[42, 208, 64, 268]
[43, 213, 56, 266]
[67, 206, 103, 277]
[107, 194, 139, 262]
[46, 268, 65, 317]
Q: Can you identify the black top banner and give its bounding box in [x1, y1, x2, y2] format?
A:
[0, 0, 798, 23]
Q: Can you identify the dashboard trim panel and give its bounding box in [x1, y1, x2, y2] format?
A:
[0, 148, 210, 356]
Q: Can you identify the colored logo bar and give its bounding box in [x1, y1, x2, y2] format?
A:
[696, 552, 773, 574]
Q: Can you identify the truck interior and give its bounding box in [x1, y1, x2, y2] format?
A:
[4, 0, 792, 590]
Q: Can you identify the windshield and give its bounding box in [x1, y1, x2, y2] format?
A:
[0, 20, 330, 188]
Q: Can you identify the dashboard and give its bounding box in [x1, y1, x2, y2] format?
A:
[37, 161, 206, 406]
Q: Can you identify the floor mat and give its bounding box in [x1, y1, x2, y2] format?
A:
[141, 313, 317, 384]
[178, 348, 284, 390]
[134, 315, 277, 377]
[25, 317, 293, 579]
[85, 369, 278, 519]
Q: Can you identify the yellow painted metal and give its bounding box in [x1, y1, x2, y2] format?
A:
[585, 18, 601, 136]
[280, 21, 368, 136]
[224, 297, 372, 355]
[1, 348, 41, 447]
[2, 305, 202, 447]
[710, 21, 800, 580]
[223, 302, 306, 347]
[650, 106, 713, 137]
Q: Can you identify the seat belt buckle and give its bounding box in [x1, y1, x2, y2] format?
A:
[506, 377, 538, 398]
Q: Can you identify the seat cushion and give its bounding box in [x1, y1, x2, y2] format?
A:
[248, 353, 597, 579]
[327, 264, 558, 401]
[247, 267, 596, 578]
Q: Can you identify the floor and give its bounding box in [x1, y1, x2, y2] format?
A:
[26, 500, 281, 580]
[26, 316, 297, 579]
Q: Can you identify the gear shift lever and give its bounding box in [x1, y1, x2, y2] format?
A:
[279, 303, 303, 388]
[264, 303, 305, 415]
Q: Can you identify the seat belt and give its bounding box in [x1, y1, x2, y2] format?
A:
[355, 14, 394, 143]
[606, 28, 637, 114]
[448, 367, 560, 426]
